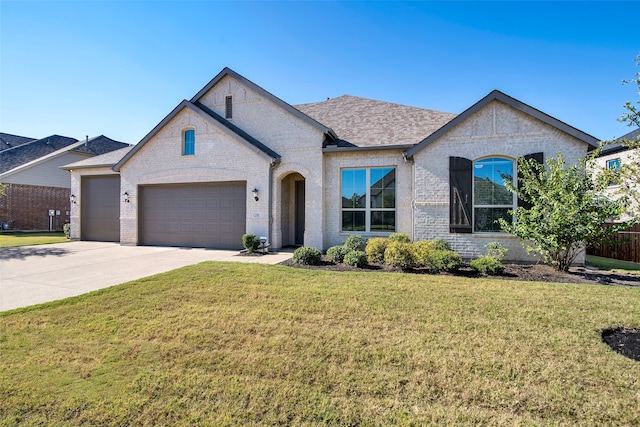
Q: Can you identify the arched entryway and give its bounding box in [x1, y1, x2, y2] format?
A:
[280, 172, 305, 246]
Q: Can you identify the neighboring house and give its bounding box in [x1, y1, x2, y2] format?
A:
[593, 128, 640, 223]
[596, 127, 640, 221]
[589, 128, 640, 262]
[0, 134, 130, 230]
[63, 67, 597, 262]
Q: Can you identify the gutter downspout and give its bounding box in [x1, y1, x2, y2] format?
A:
[268, 159, 277, 247]
[403, 152, 415, 241]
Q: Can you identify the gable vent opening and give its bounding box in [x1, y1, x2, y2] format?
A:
[225, 96, 232, 119]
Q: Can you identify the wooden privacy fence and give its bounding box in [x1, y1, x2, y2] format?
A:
[587, 223, 640, 263]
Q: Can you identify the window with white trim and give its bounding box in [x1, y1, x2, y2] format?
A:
[183, 129, 195, 156]
[473, 157, 514, 232]
[341, 167, 396, 232]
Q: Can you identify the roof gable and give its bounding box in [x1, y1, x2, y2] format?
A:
[403, 90, 599, 159]
[1, 141, 86, 179]
[0, 135, 78, 173]
[113, 99, 281, 171]
[191, 67, 337, 140]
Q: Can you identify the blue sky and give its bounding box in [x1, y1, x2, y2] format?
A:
[1, 1, 638, 145]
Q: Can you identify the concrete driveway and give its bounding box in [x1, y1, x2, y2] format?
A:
[0, 241, 292, 312]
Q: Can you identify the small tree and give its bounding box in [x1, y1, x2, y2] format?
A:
[499, 152, 634, 271]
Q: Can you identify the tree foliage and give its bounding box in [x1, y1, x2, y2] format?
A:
[601, 54, 640, 216]
[499, 153, 634, 271]
[620, 54, 640, 128]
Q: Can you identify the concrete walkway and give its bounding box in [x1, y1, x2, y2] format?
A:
[0, 241, 292, 312]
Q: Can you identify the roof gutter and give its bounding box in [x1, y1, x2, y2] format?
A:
[322, 144, 415, 154]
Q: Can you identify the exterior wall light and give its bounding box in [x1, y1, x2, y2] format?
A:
[123, 192, 130, 203]
[252, 188, 259, 201]
[70, 194, 77, 204]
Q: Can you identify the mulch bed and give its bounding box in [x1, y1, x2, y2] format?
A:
[277, 255, 640, 362]
[602, 328, 640, 362]
[278, 256, 640, 287]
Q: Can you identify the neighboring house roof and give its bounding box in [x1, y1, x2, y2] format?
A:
[61, 146, 135, 170]
[113, 99, 281, 172]
[404, 90, 600, 159]
[295, 95, 456, 148]
[191, 67, 338, 141]
[71, 135, 130, 156]
[0, 135, 79, 174]
[0, 132, 37, 152]
[600, 127, 640, 157]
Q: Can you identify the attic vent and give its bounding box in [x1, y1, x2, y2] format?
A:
[225, 96, 232, 119]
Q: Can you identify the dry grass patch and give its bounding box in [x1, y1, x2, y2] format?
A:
[1, 263, 640, 425]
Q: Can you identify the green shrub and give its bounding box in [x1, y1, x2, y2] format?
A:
[344, 250, 368, 268]
[292, 246, 322, 265]
[365, 238, 389, 264]
[485, 242, 508, 261]
[344, 235, 367, 252]
[384, 241, 418, 270]
[470, 255, 505, 275]
[327, 245, 350, 263]
[63, 223, 71, 240]
[242, 234, 260, 253]
[432, 238, 451, 251]
[413, 240, 436, 266]
[388, 233, 410, 243]
[426, 249, 463, 272]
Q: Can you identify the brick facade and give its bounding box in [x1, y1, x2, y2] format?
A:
[66, 69, 596, 263]
[0, 183, 70, 230]
[412, 101, 589, 262]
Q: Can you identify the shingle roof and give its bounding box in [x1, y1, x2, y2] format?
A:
[71, 135, 130, 156]
[0, 135, 79, 173]
[0, 134, 130, 174]
[600, 127, 640, 156]
[0, 133, 37, 152]
[295, 95, 457, 148]
[61, 146, 135, 170]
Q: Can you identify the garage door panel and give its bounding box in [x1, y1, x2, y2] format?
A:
[140, 182, 246, 249]
[81, 176, 120, 242]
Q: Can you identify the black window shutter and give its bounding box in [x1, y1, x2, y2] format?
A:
[449, 156, 473, 233]
[517, 152, 543, 210]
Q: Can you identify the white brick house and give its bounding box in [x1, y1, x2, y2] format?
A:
[64, 67, 598, 262]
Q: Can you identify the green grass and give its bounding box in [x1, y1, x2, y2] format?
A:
[587, 254, 640, 274]
[0, 231, 68, 248]
[1, 263, 640, 425]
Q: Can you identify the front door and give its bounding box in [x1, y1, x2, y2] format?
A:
[295, 180, 305, 245]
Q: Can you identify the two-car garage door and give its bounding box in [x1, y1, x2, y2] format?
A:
[138, 182, 246, 249]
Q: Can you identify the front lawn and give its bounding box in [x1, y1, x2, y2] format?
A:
[587, 254, 640, 274]
[1, 263, 639, 425]
[0, 231, 68, 248]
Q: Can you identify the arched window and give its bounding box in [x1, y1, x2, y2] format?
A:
[473, 157, 514, 232]
[183, 129, 195, 156]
